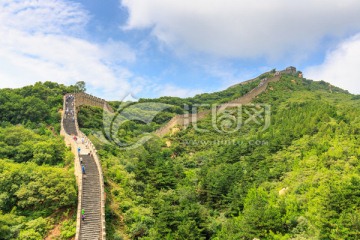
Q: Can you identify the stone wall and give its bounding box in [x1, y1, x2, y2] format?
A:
[154, 74, 282, 137]
[280, 66, 297, 75]
[217, 75, 280, 111]
[227, 76, 258, 89]
[74, 92, 114, 113]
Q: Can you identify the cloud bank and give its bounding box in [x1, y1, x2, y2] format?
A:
[0, 0, 133, 100]
[305, 34, 360, 94]
[122, 0, 360, 59]
[2, 0, 359, 99]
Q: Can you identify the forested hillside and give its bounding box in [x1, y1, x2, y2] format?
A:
[1, 72, 359, 239]
[78, 73, 360, 239]
[0, 82, 79, 239]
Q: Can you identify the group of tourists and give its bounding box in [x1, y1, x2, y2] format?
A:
[80, 154, 95, 223]
[64, 94, 75, 121]
[66, 94, 75, 101]
[72, 135, 90, 149]
[78, 147, 93, 175]
[64, 95, 88, 224]
[80, 150, 93, 223]
[80, 137, 90, 149]
[64, 108, 75, 120]
[258, 78, 267, 87]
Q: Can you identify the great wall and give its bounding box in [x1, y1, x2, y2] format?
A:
[154, 66, 297, 137]
[59, 66, 297, 238]
[61, 93, 113, 240]
[74, 92, 114, 113]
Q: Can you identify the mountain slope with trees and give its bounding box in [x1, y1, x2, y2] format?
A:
[78, 72, 360, 239]
[1, 72, 358, 239]
[0, 82, 81, 240]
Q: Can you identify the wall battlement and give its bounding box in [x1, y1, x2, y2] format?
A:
[71, 92, 114, 113]
[154, 67, 289, 137]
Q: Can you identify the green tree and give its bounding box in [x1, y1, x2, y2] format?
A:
[75, 81, 86, 92]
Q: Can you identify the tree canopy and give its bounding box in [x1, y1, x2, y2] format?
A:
[0, 81, 77, 239]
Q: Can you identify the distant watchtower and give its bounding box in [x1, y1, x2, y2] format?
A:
[286, 66, 296, 74]
[280, 66, 297, 75]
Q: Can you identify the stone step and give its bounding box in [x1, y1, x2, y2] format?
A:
[62, 96, 103, 239]
[79, 153, 102, 238]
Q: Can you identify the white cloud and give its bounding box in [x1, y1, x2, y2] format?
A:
[305, 33, 360, 94]
[0, 0, 135, 100]
[122, 0, 360, 59]
[154, 84, 202, 98]
[0, 0, 89, 34]
[101, 39, 136, 63]
[127, 76, 202, 98]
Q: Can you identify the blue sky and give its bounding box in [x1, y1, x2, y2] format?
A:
[1, 0, 360, 100]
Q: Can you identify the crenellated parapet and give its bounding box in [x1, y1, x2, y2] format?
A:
[154, 67, 292, 137]
[155, 110, 211, 137]
[217, 75, 280, 111]
[73, 92, 114, 113]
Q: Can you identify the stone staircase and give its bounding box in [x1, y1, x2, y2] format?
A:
[79, 154, 102, 239]
[61, 93, 105, 240]
[63, 118, 77, 135]
[63, 97, 77, 135]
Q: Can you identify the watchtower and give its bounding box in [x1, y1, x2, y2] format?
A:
[285, 66, 296, 74]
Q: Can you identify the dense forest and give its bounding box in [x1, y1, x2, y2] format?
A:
[0, 82, 80, 239]
[2, 72, 360, 240]
[78, 72, 360, 239]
